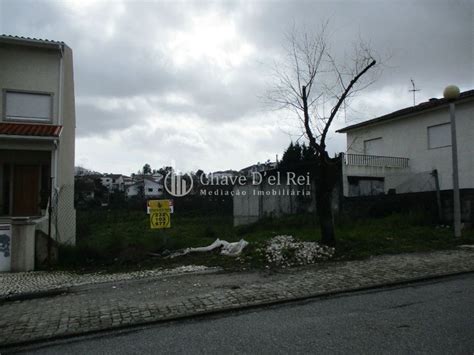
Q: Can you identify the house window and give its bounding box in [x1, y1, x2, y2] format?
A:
[4, 90, 53, 122]
[148, 188, 153, 192]
[428, 123, 451, 149]
[363, 138, 383, 155]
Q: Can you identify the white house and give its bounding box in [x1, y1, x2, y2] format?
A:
[337, 89, 474, 197]
[126, 176, 164, 198]
[239, 161, 278, 177]
[100, 174, 129, 192]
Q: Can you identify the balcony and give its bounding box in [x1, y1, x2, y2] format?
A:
[344, 153, 409, 168]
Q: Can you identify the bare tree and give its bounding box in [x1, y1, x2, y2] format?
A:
[268, 24, 379, 246]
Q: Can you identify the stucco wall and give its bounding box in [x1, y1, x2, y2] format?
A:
[0, 44, 61, 124]
[345, 100, 474, 191]
[56, 45, 76, 245]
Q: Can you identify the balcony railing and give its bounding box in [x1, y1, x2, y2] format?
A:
[344, 153, 409, 168]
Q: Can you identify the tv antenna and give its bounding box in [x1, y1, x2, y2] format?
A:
[409, 79, 420, 106]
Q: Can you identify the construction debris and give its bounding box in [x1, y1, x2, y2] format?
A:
[263, 235, 335, 267]
[168, 239, 249, 258]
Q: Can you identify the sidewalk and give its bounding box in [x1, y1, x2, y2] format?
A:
[1, 248, 473, 347]
[0, 265, 216, 300]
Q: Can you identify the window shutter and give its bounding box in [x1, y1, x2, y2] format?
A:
[428, 123, 451, 149]
[5, 91, 52, 121]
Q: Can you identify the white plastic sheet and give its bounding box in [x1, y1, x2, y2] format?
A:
[168, 239, 248, 258]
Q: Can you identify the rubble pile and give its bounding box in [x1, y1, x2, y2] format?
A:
[264, 235, 335, 267]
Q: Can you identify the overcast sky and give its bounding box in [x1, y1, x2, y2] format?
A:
[1, 0, 472, 174]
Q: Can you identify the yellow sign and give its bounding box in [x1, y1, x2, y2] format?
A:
[148, 199, 170, 210]
[150, 208, 171, 229]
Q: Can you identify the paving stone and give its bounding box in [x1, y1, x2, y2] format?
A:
[0, 265, 214, 298]
[0, 249, 473, 347]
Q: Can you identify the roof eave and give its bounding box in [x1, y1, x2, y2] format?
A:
[336, 91, 474, 134]
[0, 134, 59, 141]
[0, 35, 64, 51]
[335, 109, 443, 134]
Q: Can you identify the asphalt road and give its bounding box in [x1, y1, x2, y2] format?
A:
[13, 274, 474, 354]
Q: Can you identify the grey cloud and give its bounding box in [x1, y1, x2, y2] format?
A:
[238, 0, 473, 93]
[2, 0, 473, 172]
[75, 100, 148, 137]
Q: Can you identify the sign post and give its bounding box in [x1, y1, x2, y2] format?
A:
[147, 199, 174, 214]
[149, 200, 171, 229]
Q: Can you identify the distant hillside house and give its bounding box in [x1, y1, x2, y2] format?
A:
[126, 176, 164, 198]
[209, 170, 238, 183]
[100, 174, 130, 192]
[239, 161, 277, 177]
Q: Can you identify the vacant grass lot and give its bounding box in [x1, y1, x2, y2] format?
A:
[57, 209, 474, 272]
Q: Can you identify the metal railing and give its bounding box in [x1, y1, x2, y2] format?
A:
[344, 153, 409, 168]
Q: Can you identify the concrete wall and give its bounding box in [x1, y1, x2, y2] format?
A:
[10, 219, 36, 272]
[342, 164, 412, 196]
[233, 184, 261, 226]
[345, 99, 474, 191]
[56, 45, 76, 245]
[233, 179, 316, 226]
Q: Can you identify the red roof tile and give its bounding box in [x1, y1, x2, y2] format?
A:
[0, 122, 62, 137]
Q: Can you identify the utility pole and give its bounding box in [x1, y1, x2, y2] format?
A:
[449, 102, 461, 237]
[443, 85, 461, 237]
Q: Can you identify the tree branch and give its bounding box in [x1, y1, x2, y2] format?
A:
[302, 85, 324, 156]
[320, 59, 376, 149]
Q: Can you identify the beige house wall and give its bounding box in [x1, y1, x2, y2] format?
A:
[0, 40, 76, 245]
[0, 45, 61, 124]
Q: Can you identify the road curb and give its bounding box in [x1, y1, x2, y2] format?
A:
[1, 269, 473, 351]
